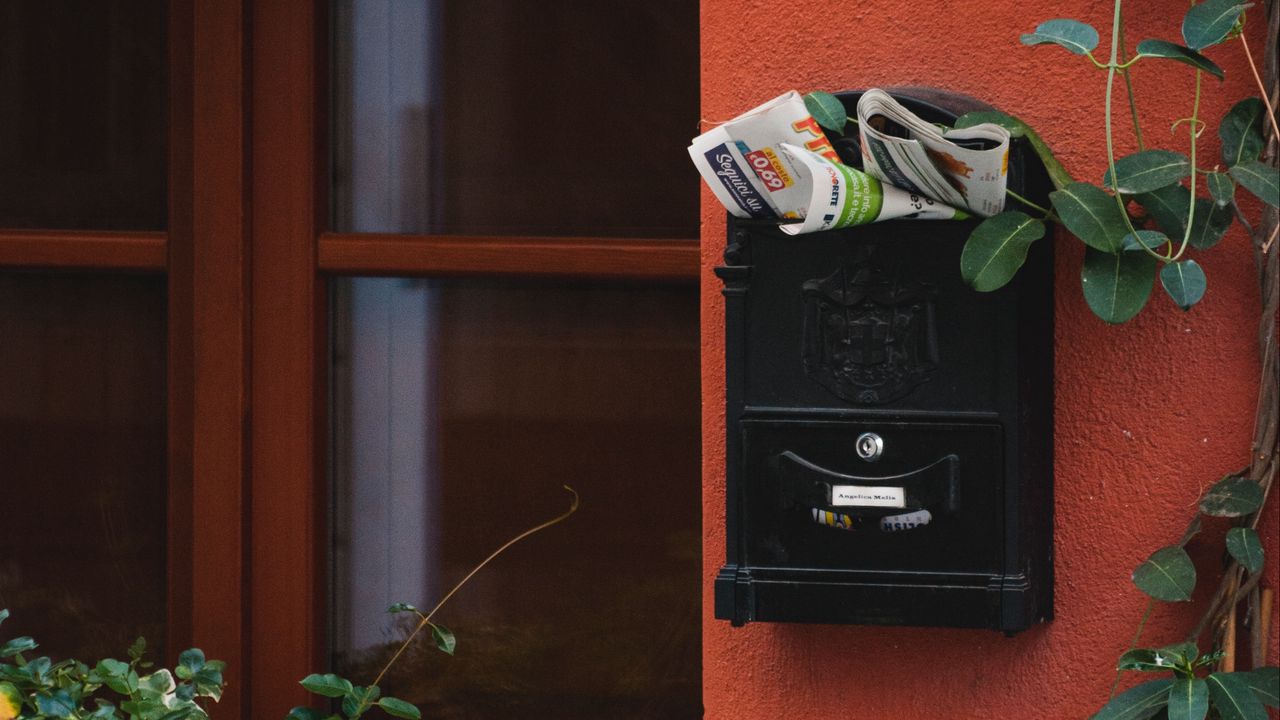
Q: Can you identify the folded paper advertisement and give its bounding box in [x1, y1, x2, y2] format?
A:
[688, 89, 1012, 235]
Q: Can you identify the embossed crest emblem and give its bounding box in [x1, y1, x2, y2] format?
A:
[801, 247, 939, 404]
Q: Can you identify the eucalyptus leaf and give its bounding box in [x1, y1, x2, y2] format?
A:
[378, 697, 423, 719]
[1132, 545, 1196, 601]
[1090, 678, 1173, 720]
[1182, 0, 1251, 50]
[432, 624, 456, 655]
[1052, 182, 1131, 252]
[1229, 161, 1280, 207]
[1224, 527, 1263, 572]
[1220, 98, 1265, 167]
[1243, 667, 1278, 707]
[1167, 678, 1209, 720]
[299, 673, 353, 698]
[1081, 247, 1157, 323]
[1161, 260, 1207, 310]
[1207, 172, 1235, 206]
[1135, 40, 1224, 79]
[803, 91, 848, 134]
[1207, 672, 1268, 720]
[1022, 19, 1100, 54]
[1199, 476, 1263, 517]
[1123, 230, 1169, 252]
[956, 110, 1074, 191]
[1105, 151, 1192, 194]
[960, 211, 1045, 291]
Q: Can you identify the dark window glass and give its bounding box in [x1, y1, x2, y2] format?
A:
[0, 1, 167, 230]
[330, 278, 700, 719]
[0, 272, 167, 659]
[331, 0, 699, 237]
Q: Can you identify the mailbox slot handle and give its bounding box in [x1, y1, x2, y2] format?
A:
[774, 450, 959, 518]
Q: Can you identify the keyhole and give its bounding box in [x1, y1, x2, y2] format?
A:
[856, 432, 883, 462]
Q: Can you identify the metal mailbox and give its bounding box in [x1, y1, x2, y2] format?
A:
[713, 88, 1054, 633]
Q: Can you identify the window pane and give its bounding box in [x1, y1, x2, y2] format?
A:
[0, 1, 167, 230]
[330, 278, 700, 718]
[0, 272, 167, 658]
[330, 0, 699, 237]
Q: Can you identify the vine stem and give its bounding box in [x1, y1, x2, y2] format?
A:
[1238, 32, 1280, 142]
[1118, 12, 1146, 150]
[364, 487, 580, 698]
[1170, 71, 1203, 263]
[1110, 598, 1156, 698]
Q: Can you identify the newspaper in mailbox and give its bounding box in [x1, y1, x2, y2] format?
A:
[688, 89, 1013, 234]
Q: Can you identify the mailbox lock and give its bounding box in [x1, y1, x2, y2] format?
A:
[855, 432, 884, 462]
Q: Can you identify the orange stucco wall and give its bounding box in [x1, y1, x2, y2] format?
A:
[698, 2, 1278, 717]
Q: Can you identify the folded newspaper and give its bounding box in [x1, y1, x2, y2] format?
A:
[688, 89, 1011, 234]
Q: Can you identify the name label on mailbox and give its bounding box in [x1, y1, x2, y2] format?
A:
[831, 485, 906, 508]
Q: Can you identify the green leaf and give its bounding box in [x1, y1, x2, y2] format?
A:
[175, 649, 204, 681]
[1022, 19, 1100, 55]
[1224, 527, 1263, 572]
[96, 658, 129, 678]
[342, 685, 380, 718]
[1091, 678, 1173, 720]
[960, 211, 1046, 291]
[1200, 476, 1263, 516]
[1182, 0, 1251, 50]
[1123, 231, 1169, 252]
[1161, 260, 1207, 310]
[1104, 151, 1192, 194]
[35, 690, 76, 719]
[0, 637, 36, 658]
[1207, 172, 1235, 206]
[299, 673, 353, 698]
[1207, 672, 1269, 720]
[1053, 182, 1131, 252]
[1119, 648, 1183, 672]
[1242, 667, 1278, 707]
[1229, 161, 1280, 208]
[1159, 641, 1200, 665]
[378, 697, 423, 719]
[0, 609, 8, 627]
[1135, 184, 1232, 250]
[956, 110, 1074, 191]
[1135, 39, 1225, 79]
[803, 91, 847, 134]
[386, 602, 418, 615]
[1220, 98, 1265, 167]
[286, 709, 323, 720]
[1168, 678, 1209, 720]
[431, 624, 456, 655]
[1132, 545, 1196, 601]
[1082, 247, 1157, 323]
[127, 637, 147, 663]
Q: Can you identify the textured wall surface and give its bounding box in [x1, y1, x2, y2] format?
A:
[699, 2, 1278, 717]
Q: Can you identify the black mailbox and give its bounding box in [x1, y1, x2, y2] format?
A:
[714, 88, 1054, 633]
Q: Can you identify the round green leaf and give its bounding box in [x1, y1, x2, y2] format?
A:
[960, 211, 1046, 291]
[1161, 260, 1207, 310]
[1133, 545, 1196, 601]
[1052, 182, 1131, 252]
[1135, 39, 1225, 79]
[1206, 671, 1268, 720]
[378, 697, 423, 719]
[1091, 679, 1173, 720]
[1220, 98, 1265, 167]
[1229, 161, 1280, 208]
[1225, 527, 1263, 572]
[431, 624, 456, 655]
[1207, 172, 1235, 206]
[35, 690, 75, 719]
[1104, 150, 1192, 194]
[1199, 476, 1263, 517]
[0, 637, 36, 658]
[1123, 230, 1169, 252]
[1021, 19, 1100, 54]
[1243, 667, 1278, 708]
[299, 672, 353, 698]
[1182, 0, 1251, 50]
[1168, 678, 1209, 720]
[1082, 247, 1157, 323]
[803, 91, 848, 134]
[1135, 184, 1232, 250]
